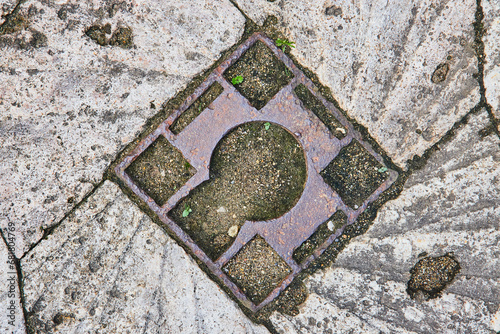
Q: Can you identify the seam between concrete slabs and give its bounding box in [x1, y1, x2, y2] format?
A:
[474, 0, 500, 140]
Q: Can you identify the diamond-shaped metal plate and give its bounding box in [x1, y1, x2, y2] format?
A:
[115, 32, 398, 313]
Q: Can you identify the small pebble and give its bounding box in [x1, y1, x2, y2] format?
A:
[228, 225, 239, 237]
[327, 221, 334, 231]
[217, 206, 227, 213]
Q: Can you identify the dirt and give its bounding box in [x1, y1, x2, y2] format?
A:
[222, 235, 292, 305]
[85, 24, 109, 46]
[168, 121, 307, 261]
[85, 24, 133, 48]
[431, 63, 449, 83]
[292, 210, 347, 264]
[274, 281, 308, 316]
[407, 253, 461, 300]
[321, 139, 389, 208]
[294, 83, 347, 139]
[125, 135, 196, 206]
[223, 40, 293, 110]
[108, 26, 133, 48]
[170, 82, 224, 135]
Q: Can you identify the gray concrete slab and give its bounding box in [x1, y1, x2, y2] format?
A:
[484, 0, 500, 120]
[21, 181, 269, 334]
[235, 0, 480, 168]
[1, 0, 498, 332]
[0, 0, 245, 257]
[269, 109, 500, 333]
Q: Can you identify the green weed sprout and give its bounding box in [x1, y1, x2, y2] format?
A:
[182, 204, 192, 217]
[276, 38, 295, 52]
[378, 167, 388, 173]
[231, 75, 244, 85]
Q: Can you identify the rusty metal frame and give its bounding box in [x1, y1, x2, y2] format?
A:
[115, 32, 398, 312]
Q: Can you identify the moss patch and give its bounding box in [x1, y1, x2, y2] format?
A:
[169, 121, 306, 261]
[0, 9, 28, 36]
[223, 235, 292, 305]
[321, 139, 388, 208]
[85, 24, 110, 46]
[224, 40, 293, 110]
[126, 136, 196, 206]
[170, 82, 224, 135]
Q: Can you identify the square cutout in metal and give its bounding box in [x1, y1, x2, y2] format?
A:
[115, 32, 398, 314]
[223, 235, 292, 305]
[125, 135, 196, 206]
[294, 83, 346, 139]
[320, 139, 389, 209]
[223, 40, 293, 110]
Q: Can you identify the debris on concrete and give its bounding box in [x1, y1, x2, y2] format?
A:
[407, 253, 461, 300]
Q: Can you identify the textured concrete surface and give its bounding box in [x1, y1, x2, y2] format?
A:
[21, 181, 269, 334]
[271, 294, 382, 334]
[235, 0, 480, 168]
[1, 0, 498, 333]
[269, 110, 500, 333]
[0, 0, 245, 257]
[484, 0, 500, 119]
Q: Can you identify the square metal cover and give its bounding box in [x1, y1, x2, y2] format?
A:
[115, 32, 398, 313]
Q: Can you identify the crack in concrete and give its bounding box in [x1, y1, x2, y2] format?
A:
[228, 0, 256, 26]
[18, 179, 106, 334]
[14, 0, 499, 331]
[474, 0, 500, 139]
[0, 227, 29, 333]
